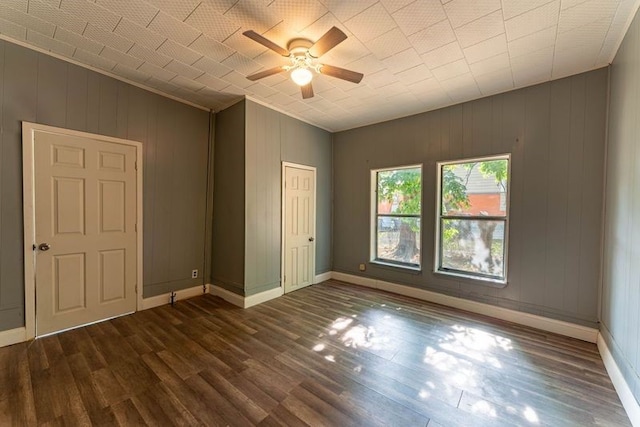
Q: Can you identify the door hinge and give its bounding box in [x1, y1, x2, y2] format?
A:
[135, 223, 138, 232]
[135, 161, 138, 171]
[135, 285, 138, 294]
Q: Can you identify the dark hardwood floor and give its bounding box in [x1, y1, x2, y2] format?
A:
[0, 280, 631, 426]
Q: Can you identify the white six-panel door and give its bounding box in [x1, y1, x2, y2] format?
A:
[33, 130, 138, 336]
[283, 164, 316, 294]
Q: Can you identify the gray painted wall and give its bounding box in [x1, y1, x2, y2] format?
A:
[244, 100, 332, 296]
[333, 68, 608, 327]
[0, 40, 210, 331]
[212, 100, 246, 294]
[602, 6, 640, 406]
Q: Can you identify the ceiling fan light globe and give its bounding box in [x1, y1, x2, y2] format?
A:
[291, 67, 313, 86]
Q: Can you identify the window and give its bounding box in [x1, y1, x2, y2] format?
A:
[435, 155, 510, 283]
[371, 165, 422, 269]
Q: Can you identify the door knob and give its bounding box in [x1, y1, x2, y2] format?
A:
[38, 243, 51, 251]
[309, 237, 314, 242]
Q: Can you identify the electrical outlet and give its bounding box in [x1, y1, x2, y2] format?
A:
[191, 269, 198, 279]
[359, 263, 366, 271]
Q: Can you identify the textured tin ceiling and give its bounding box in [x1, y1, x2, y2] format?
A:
[0, 0, 638, 131]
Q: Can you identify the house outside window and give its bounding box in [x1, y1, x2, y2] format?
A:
[371, 165, 422, 270]
[435, 155, 510, 283]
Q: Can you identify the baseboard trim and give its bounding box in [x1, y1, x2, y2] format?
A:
[0, 327, 28, 348]
[208, 284, 283, 308]
[208, 284, 245, 308]
[331, 271, 599, 343]
[245, 287, 284, 308]
[142, 285, 208, 310]
[314, 271, 332, 284]
[598, 332, 640, 426]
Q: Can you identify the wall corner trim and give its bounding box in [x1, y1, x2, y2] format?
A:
[245, 287, 284, 308]
[141, 285, 208, 310]
[331, 271, 599, 343]
[209, 284, 283, 308]
[314, 272, 332, 284]
[597, 332, 640, 426]
[0, 327, 28, 348]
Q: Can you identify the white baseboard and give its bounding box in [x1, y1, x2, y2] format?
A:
[314, 271, 332, 284]
[208, 284, 245, 307]
[0, 327, 28, 348]
[142, 284, 208, 310]
[598, 332, 640, 426]
[209, 284, 283, 308]
[245, 286, 284, 308]
[331, 271, 599, 343]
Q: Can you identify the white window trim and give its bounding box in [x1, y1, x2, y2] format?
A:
[370, 164, 423, 270]
[434, 154, 511, 285]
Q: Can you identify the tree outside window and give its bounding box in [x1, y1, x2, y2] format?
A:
[372, 165, 422, 268]
[437, 155, 510, 283]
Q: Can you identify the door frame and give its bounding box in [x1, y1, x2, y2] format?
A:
[281, 162, 317, 292]
[22, 122, 143, 339]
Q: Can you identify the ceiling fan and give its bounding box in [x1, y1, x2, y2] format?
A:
[242, 27, 364, 99]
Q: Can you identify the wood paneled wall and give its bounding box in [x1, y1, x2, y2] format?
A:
[333, 68, 608, 327]
[212, 100, 332, 297]
[212, 101, 246, 294]
[0, 40, 211, 331]
[602, 5, 640, 406]
[244, 100, 333, 296]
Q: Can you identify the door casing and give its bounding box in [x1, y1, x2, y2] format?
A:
[22, 122, 143, 339]
[281, 162, 317, 293]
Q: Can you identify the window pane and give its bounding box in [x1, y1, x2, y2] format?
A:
[377, 168, 421, 215]
[440, 219, 505, 278]
[441, 160, 508, 216]
[377, 216, 420, 265]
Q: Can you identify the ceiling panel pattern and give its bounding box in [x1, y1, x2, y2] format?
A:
[0, 0, 638, 131]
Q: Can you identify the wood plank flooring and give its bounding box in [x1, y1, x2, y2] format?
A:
[0, 280, 631, 426]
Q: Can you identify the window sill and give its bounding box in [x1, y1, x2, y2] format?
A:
[434, 269, 507, 288]
[370, 260, 421, 273]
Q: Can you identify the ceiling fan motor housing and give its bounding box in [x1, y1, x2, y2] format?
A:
[287, 38, 314, 56]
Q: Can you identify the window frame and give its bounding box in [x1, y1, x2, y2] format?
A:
[370, 164, 423, 271]
[434, 154, 511, 284]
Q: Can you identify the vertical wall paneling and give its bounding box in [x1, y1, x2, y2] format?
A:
[333, 68, 608, 327]
[65, 65, 88, 132]
[0, 42, 38, 330]
[0, 42, 5, 324]
[545, 79, 571, 312]
[0, 39, 210, 332]
[565, 75, 587, 316]
[212, 100, 246, 295]
[520, 84, 550, 308]
[36, 55, 67, 128]
[280, 113, 333, 275]
[243, 101, 332, 296]
[204, 112, 215, 284]
[602, 6, 640, 405]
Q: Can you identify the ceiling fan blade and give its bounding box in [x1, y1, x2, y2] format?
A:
[319, 64, 364, 84]
[242, 30, 290, 56]
[246, 66, 286, 81]
[301, 83, 314, 99]
[308, 26, 348, 58]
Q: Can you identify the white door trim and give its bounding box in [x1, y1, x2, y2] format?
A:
[281, 162, 317, 291]
[22, 122, 143, 340]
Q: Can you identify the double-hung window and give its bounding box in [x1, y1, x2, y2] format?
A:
[371, 165, 422, 269]
[435, 155, 510, 283]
